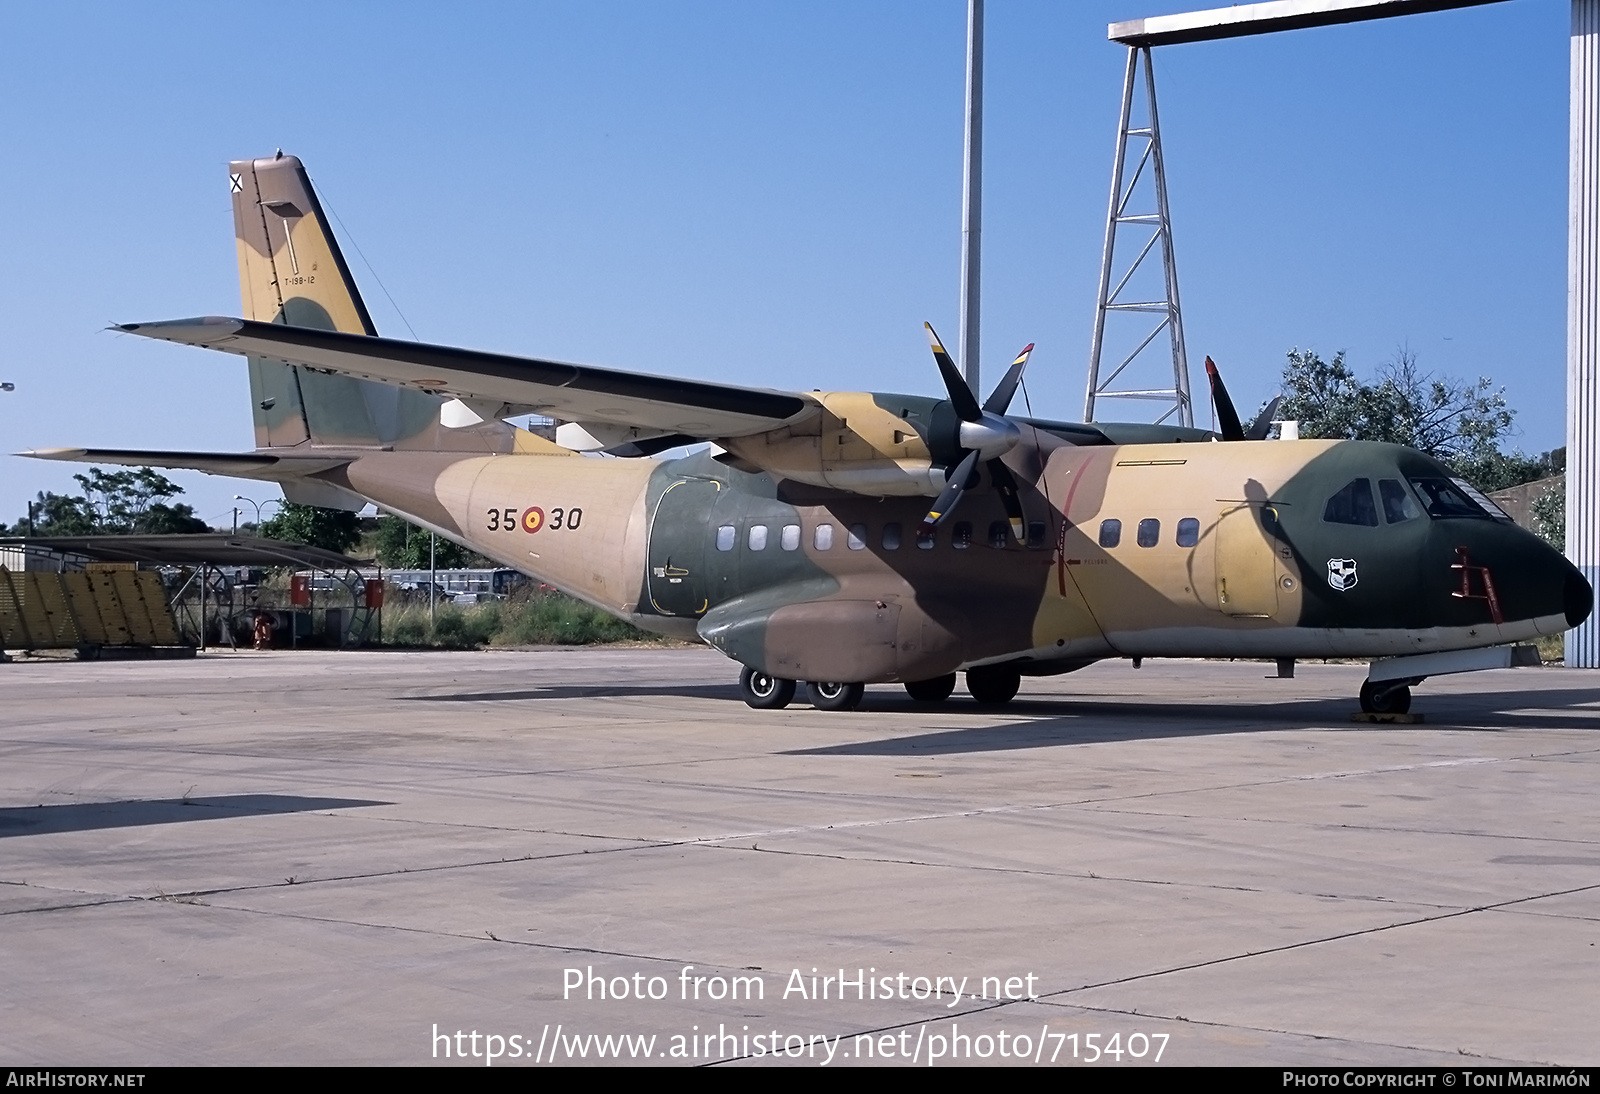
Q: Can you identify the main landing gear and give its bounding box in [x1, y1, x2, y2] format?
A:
[903, 673, 957, 703]
[902, 667, 1022, 706]
[738, 666, 1025, 710]
[807, 681, 865, 711]
[737, 667, 862, 711]
[739, 666, 795, 709]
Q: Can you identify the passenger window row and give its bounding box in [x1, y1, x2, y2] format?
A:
[714, 520, 1051, 552]
[1097, 517, 1200, 549]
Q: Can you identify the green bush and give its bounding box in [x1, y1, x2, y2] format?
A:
[378, 591, 660, 648]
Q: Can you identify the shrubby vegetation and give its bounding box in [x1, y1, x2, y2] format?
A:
[1278, 347, 1563, 493]
[380, 588, 661, 649]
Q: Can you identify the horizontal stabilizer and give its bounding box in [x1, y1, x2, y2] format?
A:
[19, 447, 351, 481]
[117, 317, 819, 441]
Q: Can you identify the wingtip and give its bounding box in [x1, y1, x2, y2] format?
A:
[111, 316, 246, 343]
[17, 448, 88, 460]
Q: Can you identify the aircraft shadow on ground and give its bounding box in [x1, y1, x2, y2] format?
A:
[401, 685, 739, 702]
[395, 684, 1598, 756]
[785, 687, 1600, 756]
[0, 794, 391, 838]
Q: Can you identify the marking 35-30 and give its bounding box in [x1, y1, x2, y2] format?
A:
[486, 506, 584, 533]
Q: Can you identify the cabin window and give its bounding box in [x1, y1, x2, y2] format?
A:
[780, 524, 801, 551]
[848, 523, 868, 550]
[1176, 517, 1199, 547]
[1098, 519, 1121, 548]
[1137, 518, 1160, 547]
[715, 525, 736, 552]
[814, 523, 834, 550]
[1324, 478, 1379, 526]
[1379, 479, 1419, 524]
[747, 524, 768, 550]
[916, 526, 937, 549]
[952, 521, 972, 549]
[1027, 522, 1049, 549]
[988, 521, 1009, 549]
[882, 522, 902, 550]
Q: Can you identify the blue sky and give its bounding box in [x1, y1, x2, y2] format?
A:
[0, 0, 1570, 529]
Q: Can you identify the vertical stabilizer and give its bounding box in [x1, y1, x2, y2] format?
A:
[231, 154, 444, 450]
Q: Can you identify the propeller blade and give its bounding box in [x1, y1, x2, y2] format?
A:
[1246, 395, 1284, 441]
[923, 449, 980, 530]
[982, 343, 1034, 416]
[986, 459, 1027, 542]
[924, 322, 982, 422]
[1205, 356, 1244, 442]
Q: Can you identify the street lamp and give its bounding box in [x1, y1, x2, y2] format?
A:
[233, 494, 283, 534]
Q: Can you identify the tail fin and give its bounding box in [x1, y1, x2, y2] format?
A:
[231, 153, 443, 450]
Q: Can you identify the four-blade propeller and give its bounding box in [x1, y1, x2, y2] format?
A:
[917, 336, 1281, 540]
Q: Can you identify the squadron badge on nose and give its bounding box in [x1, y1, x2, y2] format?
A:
[1327, 558, 1358, 591]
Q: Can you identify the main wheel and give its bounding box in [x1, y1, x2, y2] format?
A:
[966, 665, 1021, 706]
[807, 680, 865, 711]
[904, 674, 957, 703]
[740, 666, 795, 709]
[1359, 680, 1412, 715]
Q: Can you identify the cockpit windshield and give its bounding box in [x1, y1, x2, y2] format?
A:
[1407, 477, 1505, 520]
[1379, 479, 1419, 524]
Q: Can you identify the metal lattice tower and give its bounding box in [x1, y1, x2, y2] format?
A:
[1084, 45, 1193, 428]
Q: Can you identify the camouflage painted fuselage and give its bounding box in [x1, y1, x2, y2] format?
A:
[324, 425, 1584, 685]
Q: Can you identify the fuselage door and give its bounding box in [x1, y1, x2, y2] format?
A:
[1215, 504, 1283, 618]
[647, 477, 721, 617]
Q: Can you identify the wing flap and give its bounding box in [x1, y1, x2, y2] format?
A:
[118, 317, 818, 439]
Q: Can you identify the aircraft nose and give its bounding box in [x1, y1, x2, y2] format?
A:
[1567, 565, 1595, 628]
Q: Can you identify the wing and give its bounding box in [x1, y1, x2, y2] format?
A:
[117, 317, 819, 440]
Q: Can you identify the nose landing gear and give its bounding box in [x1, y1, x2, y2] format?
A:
[1359, 678, 1414, 715]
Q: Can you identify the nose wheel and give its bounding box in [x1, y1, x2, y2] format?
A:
[1359, 679, 1413, 715]
[739, 666, 796, 709]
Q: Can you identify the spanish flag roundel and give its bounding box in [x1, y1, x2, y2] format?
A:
[522, 507, 545, 533]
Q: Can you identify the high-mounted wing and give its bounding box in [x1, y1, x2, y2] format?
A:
[117, 317, 819, 441]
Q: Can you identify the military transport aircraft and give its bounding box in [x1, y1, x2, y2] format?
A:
[25, 153, 1592, 713]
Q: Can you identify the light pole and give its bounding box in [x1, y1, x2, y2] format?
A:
[233, 495, 282, 532]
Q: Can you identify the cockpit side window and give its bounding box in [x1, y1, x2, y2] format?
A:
[1408, 477, 1493, 520]
[1378, 479, 1419, 524]
[1323, 478, 1379, 526]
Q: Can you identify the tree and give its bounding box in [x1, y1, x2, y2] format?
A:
[373, 514, 487, 569]
[5, 466, 210, 535]
[1278, 348, 1545, 492]
[258, 503, 363, 555]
